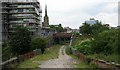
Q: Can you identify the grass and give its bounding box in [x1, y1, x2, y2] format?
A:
[72, 36, 120, 64]
[86, 53, 120, 64]
[71, 37, 82, 46]
[65, 47, 97, 68]
[71, 36, 92, 46]
[16, 60, 38, 68]
[2, 45, 14, 61]
[70, 55, 97, 68]
[16, 44, 61, 68]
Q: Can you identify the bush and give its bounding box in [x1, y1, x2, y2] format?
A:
[85, 57, 92, 64]
[74, 39, 93, 55]
[9, 26, 31, 55]
[91, 29, 118, 54]
[31, 37, 47, 54]
[66, 47, 72, 55]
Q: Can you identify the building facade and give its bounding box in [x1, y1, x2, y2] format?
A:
[0, 0, 42, 42]
[64, 27, 73, 33]
[85, 18, 97, 25]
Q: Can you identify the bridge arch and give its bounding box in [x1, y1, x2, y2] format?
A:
[53, 33, 72, 44]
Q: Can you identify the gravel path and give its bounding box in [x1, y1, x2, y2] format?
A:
[38, 45, 76, 68]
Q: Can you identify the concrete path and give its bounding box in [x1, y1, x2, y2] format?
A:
[38, 46, 76, 68]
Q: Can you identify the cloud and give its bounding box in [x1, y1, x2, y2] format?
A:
[93, 13, 118, 27]
[38, 0, 119, 28]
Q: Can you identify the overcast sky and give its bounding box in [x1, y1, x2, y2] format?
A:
[38, 0, 119, 29]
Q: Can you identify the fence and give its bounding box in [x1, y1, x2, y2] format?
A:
[1, 48, 41, 69]
[71, 48, 120, 69]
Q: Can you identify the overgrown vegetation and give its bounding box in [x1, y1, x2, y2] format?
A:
[2, 42, 13, 61]
[66, 47, 72, 55]
[16, 45, 61, 68]
[49, 24, 64, 32]
[79, 20, 109, 36]
[9, 26, 31, 55]
[31, 37, 47, 54]
[72, 19, 119, 64]
[2, 26, 49, 61]
[66, 47, 98, 68]
[71, 55, 98, 68]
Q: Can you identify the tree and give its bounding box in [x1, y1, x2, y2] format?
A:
[49, 24, 64, 32]
[91, 29, 118, 54]
[9, 26, 31, 55]
[31, 37, 47, 54]
[91, 21, 109, 36]
[57, 24, 64, 32]
[80, 20, 109, 36]
[80, 22, 92, 35]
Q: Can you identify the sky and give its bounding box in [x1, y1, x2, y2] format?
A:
[38, 0, 119, 29]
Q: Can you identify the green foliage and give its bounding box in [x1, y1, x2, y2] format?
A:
[91, 22, 109, 36]
[2, 42, 13, 61]
[31, 37, 47, 54]
[87, 54, 120, 64]
[16, 45, 61, 68]
[49, 24, 64, 32]
[118, 29, 120, 54]
[73, 39, 93, 55]
[74, 29, 118, 55]
[9, 26, 31, 55]
[73, 23, 119, 64]
[79, 19, 118, 55]
[92, 29, 118, 54]
[70, 55, 98, 68]
[73, 28, 119, 54]
[66, 47, 72, 55]
[72, 32, 80, 37]
[80, 22, 92, 35]
[80, 20, 109, 36]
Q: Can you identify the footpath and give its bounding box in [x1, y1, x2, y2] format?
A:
[38, 45, 76, 68]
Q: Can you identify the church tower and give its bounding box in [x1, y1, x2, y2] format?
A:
[43, 5, 49, 27]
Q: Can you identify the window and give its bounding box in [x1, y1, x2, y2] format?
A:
[18, 9, 23, 12]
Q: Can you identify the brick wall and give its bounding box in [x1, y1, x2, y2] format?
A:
[71, 48, 120, 69]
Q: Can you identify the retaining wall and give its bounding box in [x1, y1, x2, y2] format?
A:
[71, 48, 120, 69]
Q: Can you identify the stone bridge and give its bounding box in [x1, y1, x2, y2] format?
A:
[53, 33, 72, 44]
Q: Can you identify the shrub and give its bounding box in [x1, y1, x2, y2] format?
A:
[66, 47, 72, 55]
[92, 29, 118, 54]
[74, 39, 93, 55]
[31, 37, 47, 54]
[9, 26, 31, 55]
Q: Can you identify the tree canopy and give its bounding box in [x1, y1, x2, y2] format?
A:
[31, 37, 47, 54]
[9, 26, 31, 55]
[79, 20, 109, 36]
[49, 24, 64, 32]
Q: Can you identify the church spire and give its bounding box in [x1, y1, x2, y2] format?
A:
[45, 5, 47, 16]
[43, 4, 49, 27]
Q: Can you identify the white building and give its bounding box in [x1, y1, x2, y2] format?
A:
[85, 18, 97, 25]
[64, 27, 73, 33]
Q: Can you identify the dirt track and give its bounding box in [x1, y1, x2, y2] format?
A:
[38, 45, 76, 68]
